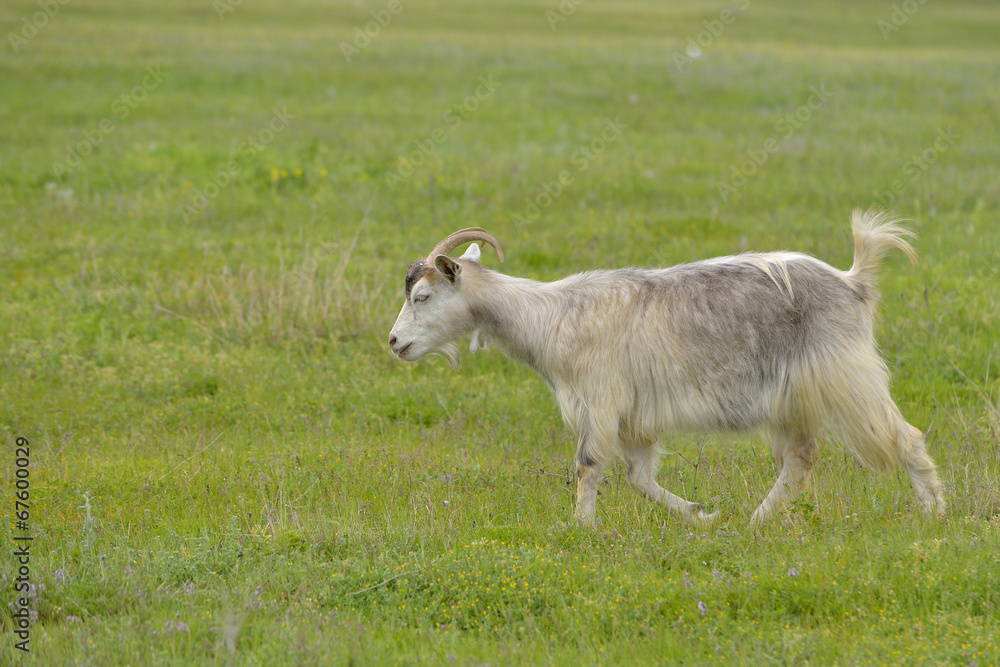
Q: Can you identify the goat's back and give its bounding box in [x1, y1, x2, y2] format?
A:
[547, 254, 877, 435]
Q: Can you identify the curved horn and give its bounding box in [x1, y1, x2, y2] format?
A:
[427, 227, 504, 264]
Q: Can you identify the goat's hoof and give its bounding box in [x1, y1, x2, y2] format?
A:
[746, 514, 766, 538]
[920, 501, 946, 519]
[696, 509, 720, 525]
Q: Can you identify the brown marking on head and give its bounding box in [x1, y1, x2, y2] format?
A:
[405, 260, 435, 300]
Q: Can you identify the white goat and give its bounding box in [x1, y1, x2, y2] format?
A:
[388, 211, 946, 525]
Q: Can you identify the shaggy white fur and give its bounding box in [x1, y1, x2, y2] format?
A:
[389, 210, 945, 525]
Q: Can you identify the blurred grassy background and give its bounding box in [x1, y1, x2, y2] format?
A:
[1, 0, 998, 663]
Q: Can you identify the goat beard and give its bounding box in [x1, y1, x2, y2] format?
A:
[430, 343, 461, 369]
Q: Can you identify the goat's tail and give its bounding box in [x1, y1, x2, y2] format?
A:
[846, 208, 918, 300]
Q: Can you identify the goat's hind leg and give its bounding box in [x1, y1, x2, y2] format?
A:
[751, 431, 819, 525]
[624, 442, 718, 525]
[899, 422, 946, 517]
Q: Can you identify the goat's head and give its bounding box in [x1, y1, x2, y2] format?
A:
[388, 228, 504, 365]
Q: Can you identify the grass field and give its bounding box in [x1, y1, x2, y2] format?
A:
[2, 0, 999, 663]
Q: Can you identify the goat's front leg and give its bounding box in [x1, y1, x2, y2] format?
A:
[624, 442, 718, 525]
[574, 431, 610, 525]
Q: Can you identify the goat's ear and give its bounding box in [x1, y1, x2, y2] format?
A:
[459, 242, 481, 263]
[434, 254, 462, 283]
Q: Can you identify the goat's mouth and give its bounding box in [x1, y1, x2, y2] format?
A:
[395, 341, 413, 357]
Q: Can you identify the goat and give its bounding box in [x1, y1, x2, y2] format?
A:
[388, 211, 946, 525]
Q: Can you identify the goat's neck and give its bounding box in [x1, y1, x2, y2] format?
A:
[466, 270, 555, 377]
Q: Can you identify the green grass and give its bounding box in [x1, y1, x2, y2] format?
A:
[2, 0, 999, 663]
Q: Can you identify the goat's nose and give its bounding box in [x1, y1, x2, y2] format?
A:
[388, 334, 397, 349]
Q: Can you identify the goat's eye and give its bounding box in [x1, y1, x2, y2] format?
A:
[413, 294, 430, 304]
